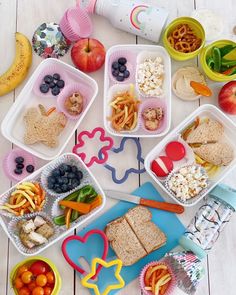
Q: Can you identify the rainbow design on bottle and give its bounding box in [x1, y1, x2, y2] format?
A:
[130, 5, 149, 30]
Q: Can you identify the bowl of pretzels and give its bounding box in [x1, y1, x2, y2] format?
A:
[163, 16, 205, 61]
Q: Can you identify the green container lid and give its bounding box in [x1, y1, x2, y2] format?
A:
[210, 184, 236, 211]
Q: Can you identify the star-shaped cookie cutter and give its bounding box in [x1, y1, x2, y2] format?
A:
[98, 137, 146, 184]
[72, 127, 114, 167]
[81, 258, 125, 295]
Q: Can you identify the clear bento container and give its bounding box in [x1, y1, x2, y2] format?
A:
[104, 44, 171, 138]
[1, 59, 98, 161]
[145, 104, 236, 207]
[0, 153, 106, 256]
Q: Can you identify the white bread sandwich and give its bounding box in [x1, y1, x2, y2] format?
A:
[105, 206, 166, 266]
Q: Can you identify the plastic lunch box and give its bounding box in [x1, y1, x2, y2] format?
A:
[104, 44, 171, 138]
[145, 104, 236, 207]
[0, 153, 106, 256]
[1, 58, 98, 161]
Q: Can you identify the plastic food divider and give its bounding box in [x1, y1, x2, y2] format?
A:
[64, 182, 185, 294]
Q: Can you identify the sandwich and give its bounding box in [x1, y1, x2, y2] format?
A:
[105, 206, 166, 266]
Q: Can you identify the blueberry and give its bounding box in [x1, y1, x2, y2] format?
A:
[53, 73, 60, 80]
[26, 165, 34, 173]
[118, 57, 127, 65]
[52, 169, 60, 177]
[61, 184, 68, 192]
[54, 183, 60, 189]
[48, 183, 54, 189]
[59, 168, 65, 176]
[67, 184, 73, 191]
[48, 176, 56, 184]
[40, 83, 50, 94]
[14, 168, 22, 175]
[62, 177, 69, 184]
[65, 165, 72, 172]
[56, 80, 65, 89]
[16, 163, 24, 169]
[55, 187, 62, 194]
[15, 157, 24, 164]
[71, 166, 78, 173]
[57, 178, 64, 185]
[112, 70, 119, 77]
[67, 172, 75, 179]
[116, 75, 125, 82]
[76, 170, 83, 180]
[119, 65, 126, 72]
[112, 61, 119, 70]
[123, 70, 130, 78]
[71, 178, 80, 188]
[51, 86, 60, 96]
[49, 82, 56, 89]
[44, 75, 53, 84]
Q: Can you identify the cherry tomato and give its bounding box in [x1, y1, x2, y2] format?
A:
[14, 277, 24, 289]
[18, 287, 31, 295]
[30, 261, 50, 276]
[21, 271, 33, 284]
[17, 265, 28, 276]
[28, 281, 37, 291]
[36, 274, 47, 287]
[44, 286, 52, 295]
[32, 286, 45, 295]
[45, 272, 54, 285]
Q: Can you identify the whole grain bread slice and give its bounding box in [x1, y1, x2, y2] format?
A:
[186, 119, 224, 144]
[105, 216, 147, 266]
[125, 206, 166, 253]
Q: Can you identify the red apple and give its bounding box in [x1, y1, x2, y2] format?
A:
[218, 81, 236, 114]
[71, 38, 106, 73]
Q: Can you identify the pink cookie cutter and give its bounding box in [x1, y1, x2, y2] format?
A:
[61, 229, 109, 279]
[72, 127, 114, 167]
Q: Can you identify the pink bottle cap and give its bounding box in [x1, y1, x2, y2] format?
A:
[76, 0, 97, 14]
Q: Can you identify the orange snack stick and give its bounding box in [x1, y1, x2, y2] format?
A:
[190, 81, 213, 97]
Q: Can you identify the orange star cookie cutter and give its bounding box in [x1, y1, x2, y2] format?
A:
[81, 258, 125, 295]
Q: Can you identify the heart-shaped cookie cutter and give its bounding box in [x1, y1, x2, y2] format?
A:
[61, 229, 109, 279]
[72, 127, 114, 167]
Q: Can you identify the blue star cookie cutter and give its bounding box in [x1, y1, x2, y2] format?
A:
[99, 137, 145, 184]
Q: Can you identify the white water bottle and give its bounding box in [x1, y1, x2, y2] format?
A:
[78, 0, 168, 43]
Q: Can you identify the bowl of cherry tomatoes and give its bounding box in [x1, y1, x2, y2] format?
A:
[10, 256, 61, 295]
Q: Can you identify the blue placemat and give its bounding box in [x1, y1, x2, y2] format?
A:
[64, 182, 185, 294]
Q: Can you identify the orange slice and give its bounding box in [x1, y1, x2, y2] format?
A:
[190, 81, 213, 97]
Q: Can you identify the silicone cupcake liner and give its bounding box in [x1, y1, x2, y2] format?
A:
[139, 260, 176, 295]
[108, 50, 136, 84]
[59, 7, 93, 42]
[41, 153, 91, 198]
[165, 164, 209, 206]
[139, 98, 168, 134]
[33, 64, 69, 98]
[57, 83, 88, 120]
[8, 211, 59, 255]
[0, 177, 47, 219]
[2, 148, 36, 182]
[106, 84, 140, 135]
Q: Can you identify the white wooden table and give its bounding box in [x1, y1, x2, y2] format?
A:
[0, 0, 236, 294]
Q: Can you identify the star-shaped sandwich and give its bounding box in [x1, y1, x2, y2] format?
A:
[81, 258, 125, 295]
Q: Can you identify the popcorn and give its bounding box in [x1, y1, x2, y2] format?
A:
[137, 57, 164, 96]
[167, 165, 208, 201]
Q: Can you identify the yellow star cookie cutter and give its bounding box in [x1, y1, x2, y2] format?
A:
[81, 258, 125, 295]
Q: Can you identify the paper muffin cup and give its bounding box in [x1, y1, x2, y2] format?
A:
[8, 211, 59, 255]
[139, 98, 168, 135]
[108, 50, 136, 84]
[2, 148, 37, 182]
[33, 64, 69, 98]
[0, 178, 47, 219]
[139, 260, 176, 295]
[40, 153, 90, 198]
[56, 83, 88, 120]
[165, 164, 209, 205]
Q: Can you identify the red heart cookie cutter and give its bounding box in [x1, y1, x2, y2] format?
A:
[61, 229, 108, 279]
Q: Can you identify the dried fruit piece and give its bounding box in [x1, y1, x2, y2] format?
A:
[190, 81, 213, 97]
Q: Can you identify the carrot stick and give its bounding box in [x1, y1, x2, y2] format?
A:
[58, 200, 91, 214]
[90, 195, 103, 211]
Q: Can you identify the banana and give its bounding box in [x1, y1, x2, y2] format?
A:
[0, 32, 32, 96]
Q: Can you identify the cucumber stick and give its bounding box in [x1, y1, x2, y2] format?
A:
[212, 47, 221, 72]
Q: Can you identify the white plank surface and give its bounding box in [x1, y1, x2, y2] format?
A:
[0, 0, 235, 294]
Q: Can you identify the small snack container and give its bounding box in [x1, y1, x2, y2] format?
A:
[10, 256, 61, 295]
[0, 153, 106, 256]
[145, 104, 236, 207]
[1, 58, 98, 161]
[104, 44, 171, 138]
